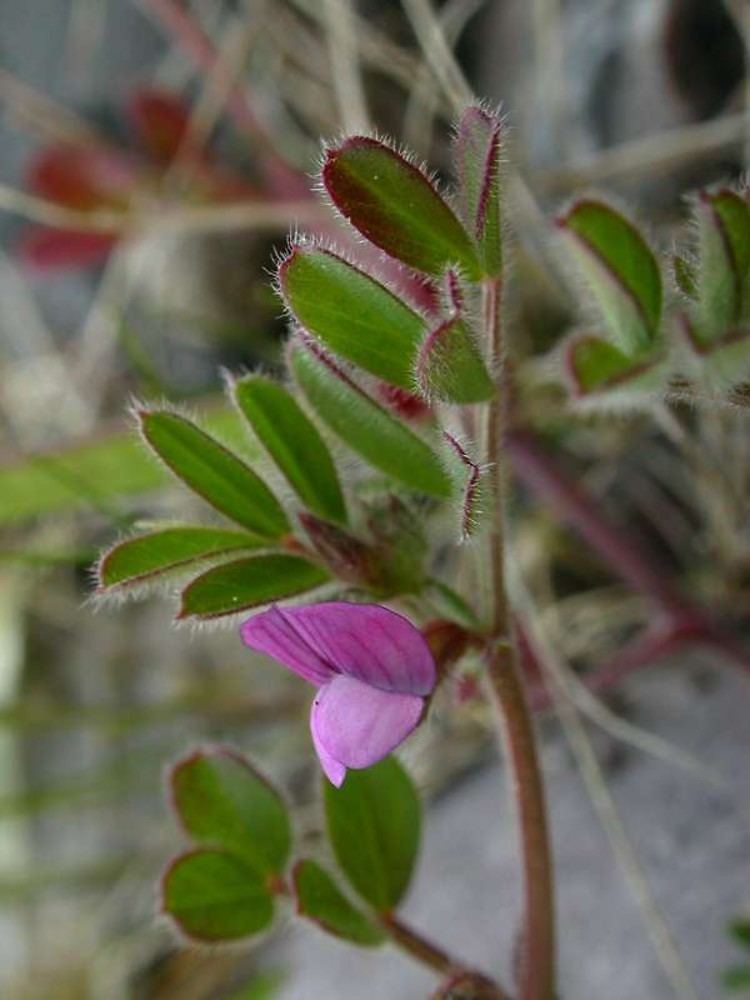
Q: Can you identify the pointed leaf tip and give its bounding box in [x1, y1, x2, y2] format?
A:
[322, 137, 480, 278]
[138, 410, 289, 539]
[454, 106, 503, 276]
[234, 375, 347, 524]
[417, 315, 495, 404]
[97, 526, 264, 591]
[291, 342, 452, 499]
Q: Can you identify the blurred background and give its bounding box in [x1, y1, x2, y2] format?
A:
[0, 1, 749, 997]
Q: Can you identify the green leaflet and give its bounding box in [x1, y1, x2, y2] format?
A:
[170, 748, 291, 876]
[98, 526, 264, 590]
[453, 105, 503, 276]
[139, 410, 289, 539]
[291, 343, 452, 499]
[178, 553, 329, 619]
[234, 375, 346, 524]
[162, 848, 274, 942]
[322, 137, 480, 278]
[280, 245, 425, 389]
[293, 860, 385, 946]
[558, 199, 662, 354]
[323, 756, 421, 913]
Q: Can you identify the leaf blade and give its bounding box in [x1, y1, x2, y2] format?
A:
[98, 526, 264, 590]
[291, 342, 452, 500]
[279, 245, 425, 389]
[416, 315, 495, 403]
[161, 848, 274, 943]
[170, 747, 291, 876]
[139, 410, 289, 538]
[293, 860, 385, 946]
[234, 375, 346, 524]
[179, 553, 329, 620]
[323, 756, 421, 913]
[454, 105, 503, 276]
[558, 199, 662, 353]
[322, 137, 480, 278]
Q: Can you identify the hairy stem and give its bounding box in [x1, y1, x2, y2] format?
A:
[482, 279, 555, 999]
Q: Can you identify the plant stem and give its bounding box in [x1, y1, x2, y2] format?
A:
[382, 913, 509, 998]
[482, 278, 556, 999]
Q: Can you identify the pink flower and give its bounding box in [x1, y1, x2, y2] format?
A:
[240, 602, 436, 787]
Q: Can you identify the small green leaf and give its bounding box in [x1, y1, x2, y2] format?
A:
[291, 342, 452, 500]
[293, 860, 385, 946]
[322, 137, 480, 278]
[416, 315, 495, 403]
[162, 848, 273, 942]
[454, 105, 503, 276]
[565, 335, 641, 394]
[323, 755, 421, 913]
[98, 526, 263, 590]
[234, 375, 347, 524]
[558, 199, 662, 353]
[171, 747, 291, 876]
[139, 410, 289, 538]
[179, 553, 329, 619]
[697, 189, 750, 342]
[722, 965, 750, 991]
[730, 918, 750, 951]
[279, 245, 425, 389]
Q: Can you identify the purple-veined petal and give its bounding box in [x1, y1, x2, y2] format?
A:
[240, 605, 335, 686]
[310, 674, 425, 781]
[270, 602, 435, 695]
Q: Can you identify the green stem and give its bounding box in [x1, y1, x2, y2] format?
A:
[482, 277, 556, 1000]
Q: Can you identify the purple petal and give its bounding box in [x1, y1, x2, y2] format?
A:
[310, 674, 425, 781]
[310, 723, 348, 787]
[270, 602, 435, 695]
[240, 605, 335, 686]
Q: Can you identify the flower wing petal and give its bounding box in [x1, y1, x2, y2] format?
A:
[273, 602, 435, 695]
[240, 605, 335, 686]
[310, 674, 425, 777]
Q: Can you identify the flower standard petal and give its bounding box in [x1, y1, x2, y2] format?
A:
[264, 602, 436, 695]
[310, 674, 425, 782]
[240, 605, 335, 686]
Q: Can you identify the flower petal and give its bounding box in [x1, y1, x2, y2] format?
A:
[240, 604, 335, 686]
[269, 602, 435, 695]
[310, 723, 347, 787]
[310, 674, 425, 780]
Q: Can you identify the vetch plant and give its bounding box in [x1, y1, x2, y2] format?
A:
[96, 99, 750, 999]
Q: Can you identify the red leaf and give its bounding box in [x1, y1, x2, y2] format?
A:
[26, 145, 139, 210]
[17, 227, 115, 270]
[126, 88, 192, 164]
